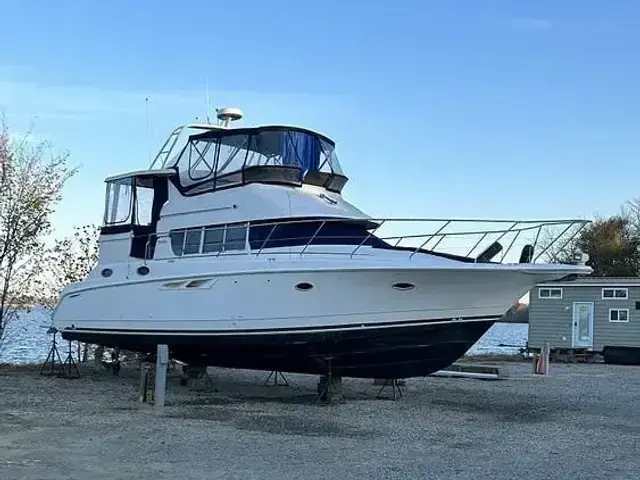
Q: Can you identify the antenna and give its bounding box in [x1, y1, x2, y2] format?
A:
[205, 77, 212, 124]
[145, 97, 151, 165]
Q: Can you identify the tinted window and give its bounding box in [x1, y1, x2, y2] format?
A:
[248, 221, 387, 250]
[225, 225, 247, 251]
[203, 227, 224, 253]
[184, 229, 202, 254]
[170, 230, 185, 255]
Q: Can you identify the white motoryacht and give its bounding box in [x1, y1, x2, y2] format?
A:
[52, 108, 592, 378]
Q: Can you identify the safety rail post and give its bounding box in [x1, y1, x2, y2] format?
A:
[429, 234, 448, 251]
[300, 221, 326, 257]
[500, 229, 522, 263]
[544, 221, 588, 263]
[256, 223, 279, 257]
[488, 221, 519, 249]
[409, 220, 451, 259]
[350, 220, 385, 258]
[466, 232, 489, 257]
[533, 222, 576, 263]
[144, 233, 155, 261]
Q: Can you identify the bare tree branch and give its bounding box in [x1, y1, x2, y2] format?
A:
[0, 117, 77, 354]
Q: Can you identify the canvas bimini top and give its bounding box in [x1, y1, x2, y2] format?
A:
[164, 125, 348, 196]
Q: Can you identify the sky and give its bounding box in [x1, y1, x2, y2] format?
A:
[1, 0, 639, 239]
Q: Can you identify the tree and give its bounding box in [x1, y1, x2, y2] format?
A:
[573, 216, 640, 277]
[43, 224, 100, 307]
[43, 224, 100, 362]
[622, 198, 640, 237]
[0, 118, 77, 355]
[547, 214, 640, 277]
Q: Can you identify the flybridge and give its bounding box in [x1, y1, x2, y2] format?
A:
[147, 108, 347, 196]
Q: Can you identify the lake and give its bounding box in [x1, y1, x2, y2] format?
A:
[0, 307, 529, 364]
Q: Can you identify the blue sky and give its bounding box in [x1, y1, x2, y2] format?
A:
[1, 0, 639, 238]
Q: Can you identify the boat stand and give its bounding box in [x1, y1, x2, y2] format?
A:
[263, 370, 289, 387]
[39, 328, 63, 376]
[57, 340, 81, 379]
[376, 378, 403, 400]
[139, 362, 156, 404]
[316, 358, 343, 404]
[180, 364, 216, 391]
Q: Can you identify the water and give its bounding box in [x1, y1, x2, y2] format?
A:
[0, 308, 528, 364]
[467, 322, 529, 355]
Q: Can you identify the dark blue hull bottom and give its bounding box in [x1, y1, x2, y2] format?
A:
[61, 318, 496, 378]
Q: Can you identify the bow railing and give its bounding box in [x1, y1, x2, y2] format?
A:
[141, 217, 590, 264]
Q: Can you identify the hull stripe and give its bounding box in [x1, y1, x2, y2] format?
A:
[62, 314, 502, 337]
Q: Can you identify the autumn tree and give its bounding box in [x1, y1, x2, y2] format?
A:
[544, 212, 640, 277]
[43, 224, 100, 307]
[0, 118, 76, 354]
[572, 216, 640, 277]
[43, 224, 100, 362]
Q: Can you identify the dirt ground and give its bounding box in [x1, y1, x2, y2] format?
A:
[1, 361, 639, 480]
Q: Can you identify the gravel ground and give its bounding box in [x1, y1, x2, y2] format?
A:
[1, 362, 639, 480]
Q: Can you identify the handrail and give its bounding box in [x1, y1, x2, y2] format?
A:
[351, 220, 385, 258]
[256, 223, 279, 257]
[125, 217, 590, 264]
[299, 221, 326, 257]
[409, 220, 451, 259]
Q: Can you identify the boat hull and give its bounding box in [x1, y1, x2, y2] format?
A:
[53, 258, 586, 378]
[61, 316, 496, 378]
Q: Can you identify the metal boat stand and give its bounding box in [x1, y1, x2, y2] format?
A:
[263, 370, 289, 387]
[376, 378, 404, 400]
[316, 357, 343, 404]
[180, 364, 216, 391]
[57, 339, 81, 379]
[39, 328, 63, 376]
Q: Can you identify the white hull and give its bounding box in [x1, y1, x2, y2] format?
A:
[53, 250, 587, 335]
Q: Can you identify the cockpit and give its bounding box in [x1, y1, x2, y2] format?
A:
[168, 126, 348, 195]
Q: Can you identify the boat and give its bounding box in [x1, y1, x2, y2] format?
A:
[52, 108, 592, 379]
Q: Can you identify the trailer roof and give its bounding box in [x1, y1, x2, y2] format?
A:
[538, 277, 640, 287]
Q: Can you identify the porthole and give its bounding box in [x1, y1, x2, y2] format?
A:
[101, 268, 113, 278]
[393, 282, 415, 291]
[137, 266, 150, 276]
[295, 282, 314, 292]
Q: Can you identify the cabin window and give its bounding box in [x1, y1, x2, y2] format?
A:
[538, 287, 562, 299]
[202, 227, 224, 253]
[169, 223, 248, 256]
[602, 288, 628, 300]
[170, 230, 185, 256]
[225, 225, 248, 251]
[104, 178, 133, 225]
[248, 221, 387, 250]
[609, 308, 629, 323]
[183, 228, 203, 255]
[135, 185, 154, 226]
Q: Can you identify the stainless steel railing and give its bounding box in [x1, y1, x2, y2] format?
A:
[140, 217, 590, 264]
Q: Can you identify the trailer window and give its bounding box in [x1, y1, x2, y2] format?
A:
[602, 288, 628, 300]
[609, 308, 629, 322]
[539, 287, 562, 299]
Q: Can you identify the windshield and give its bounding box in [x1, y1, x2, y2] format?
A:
[176, 128, 343, 189]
